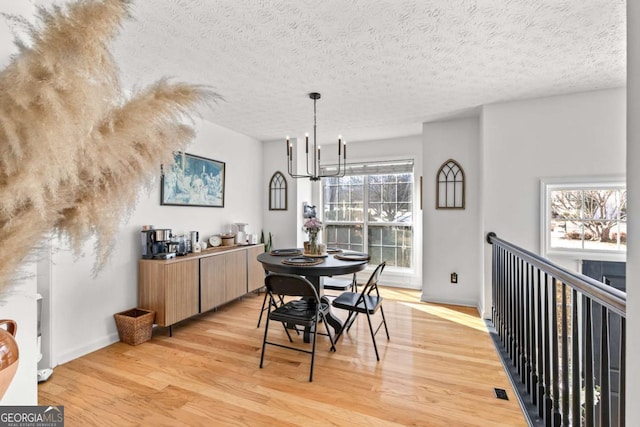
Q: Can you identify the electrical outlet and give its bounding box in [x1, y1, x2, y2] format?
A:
[450, 272, 458, 283]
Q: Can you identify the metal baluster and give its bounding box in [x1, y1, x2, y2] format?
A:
[552, 278, 561, 426]
[523, 260, 530, 388]
[561, 283, 569, 425]
[600, 306, 610, 426]
[620, 317, 625, 427]
[509, 252, 515, 362]
[544, 273, 553, 426]
[498, 246, 505, 343]
[492, 243, 497, 329]
[536, 268, 544, 416]
[517, 257, 523, 376]
[571, 289, 580, 426]
[584, 297, 594, 427]
[527, 264, 535, 400]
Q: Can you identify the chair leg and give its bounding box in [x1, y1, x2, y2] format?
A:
[309, 320, 318, 382]
[334, 310, 357, 343]
[321, 315, 336, 352]
[379, 306, 390, 340]
[259, 313, 271, 368]
[256, 291, 269, 328]
[281, 322, 294, 342]
[345, 311, 359, 332]
[365, 311, 380, 361]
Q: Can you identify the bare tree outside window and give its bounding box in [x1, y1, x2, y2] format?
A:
[550, 188, 627, 251]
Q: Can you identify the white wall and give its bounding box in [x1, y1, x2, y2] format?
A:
[422, 117, 482, 306]
[480, 88, 626, 317]
[49, 119, 263, 365]
[262, 139, 300, 248]
[626, 1, 640, 423]
[0, 0, 39, 406]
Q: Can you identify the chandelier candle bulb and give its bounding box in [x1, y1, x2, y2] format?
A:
[338, 136, 342, 154]
[318, 146, 321, 161]
[305, 133, 309, 153]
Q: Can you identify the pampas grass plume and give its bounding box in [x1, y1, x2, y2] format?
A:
[0, 0, 220, 292]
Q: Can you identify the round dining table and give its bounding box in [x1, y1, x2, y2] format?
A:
[256, 250, 368, 339]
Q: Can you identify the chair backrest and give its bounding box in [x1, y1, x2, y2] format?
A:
[359, 261, 386, 299]
[264, 273, 321, 302]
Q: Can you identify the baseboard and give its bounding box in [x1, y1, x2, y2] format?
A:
[55, 332, 120, 366]
[420, 294, 478, 308]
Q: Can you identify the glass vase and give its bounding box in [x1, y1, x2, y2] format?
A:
[309, 230, 318, 255]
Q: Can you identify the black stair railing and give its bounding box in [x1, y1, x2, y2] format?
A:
[486, 232, 626, 427]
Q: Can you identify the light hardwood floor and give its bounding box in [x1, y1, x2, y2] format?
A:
[39, 287, 526, 426]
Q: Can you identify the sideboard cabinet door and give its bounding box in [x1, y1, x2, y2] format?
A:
[138, 259, 199, 327]
[247, 245, 266, 293]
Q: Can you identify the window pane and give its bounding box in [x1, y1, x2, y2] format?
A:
[397, 182, 413, 202]
[551, 190, 581, 220]
[324, 206, 338, 221]
[398, 173, 413, 183]
[351, 203, 364, 222]
[368, 203, 383, 222]
[369, 183, 382, 202]
[350, 185, 363, 203]
[325, 224, 363, 252]
[383, 183, 397, 201]
[368, 225, 412, 267]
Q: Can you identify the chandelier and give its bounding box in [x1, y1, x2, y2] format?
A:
[286, 92, 346, 181]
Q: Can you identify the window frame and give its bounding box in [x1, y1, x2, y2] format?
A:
[322, 161, 415, 272]
[540, 176, 627, 261]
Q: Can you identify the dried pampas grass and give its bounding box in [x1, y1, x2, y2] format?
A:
[0, 0, 220, 292]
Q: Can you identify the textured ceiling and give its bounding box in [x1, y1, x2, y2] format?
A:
[43, 1, 629, 142]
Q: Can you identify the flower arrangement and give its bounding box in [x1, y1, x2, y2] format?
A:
[303, 217, 322, 254]
[303, 217, 323, 233]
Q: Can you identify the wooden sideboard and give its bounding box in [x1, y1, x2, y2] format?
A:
[138, 244, 265, 328]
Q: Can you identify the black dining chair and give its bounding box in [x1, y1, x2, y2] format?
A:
[331, 261, 389, 361]
[256, 288, 283, 328]
[260, 273, 336, 382]
[323, 272, 358, 294]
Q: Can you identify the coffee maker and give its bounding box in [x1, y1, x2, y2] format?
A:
[141, 228, 175, 259]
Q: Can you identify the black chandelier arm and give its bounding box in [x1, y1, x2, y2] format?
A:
[285, 92, 347, 181]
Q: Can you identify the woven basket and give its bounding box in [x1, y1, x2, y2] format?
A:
[114, 308, 155, 346]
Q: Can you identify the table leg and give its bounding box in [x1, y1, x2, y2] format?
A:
[301, 276, 344, 343]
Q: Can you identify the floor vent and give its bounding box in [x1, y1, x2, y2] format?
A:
[494, 388, 509, 400]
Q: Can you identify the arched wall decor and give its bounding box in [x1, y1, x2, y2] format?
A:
[269, 171, 288, 211]
[436, 159, 465, 209]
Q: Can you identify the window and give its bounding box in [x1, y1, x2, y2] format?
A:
[542, 179, 626, 256]
[322, 160, 414, 269]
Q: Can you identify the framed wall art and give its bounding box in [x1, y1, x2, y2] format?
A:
[436, 159, 465, 209]
[269, 171, 288, 210]
[161, 152, 225, 207]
